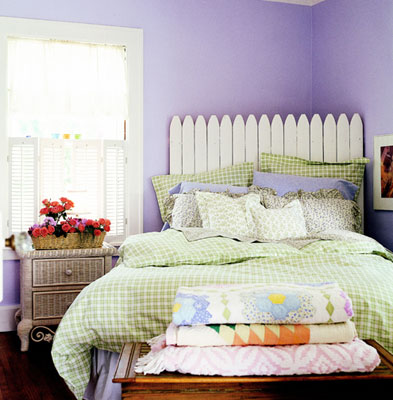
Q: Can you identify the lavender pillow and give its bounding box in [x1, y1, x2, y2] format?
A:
[253, 171, 358, 200]
[169, 181, 248, 195]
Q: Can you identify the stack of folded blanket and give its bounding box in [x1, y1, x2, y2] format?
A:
[135, 282, 380, 376]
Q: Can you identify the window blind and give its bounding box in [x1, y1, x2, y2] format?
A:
[104, 140, 126, 243]
[8, 138, 38, 234]
[8, 138, 126, 243]
[39, 139, 65, 203]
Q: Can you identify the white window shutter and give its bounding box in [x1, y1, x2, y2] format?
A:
[70, 140, 102, 219]
[8, 137, 38, 234]
[40, 138, 65, 203]
[104, 140, 126, 244]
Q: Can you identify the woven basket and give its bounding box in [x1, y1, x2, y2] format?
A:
[32, 232, 106, 250]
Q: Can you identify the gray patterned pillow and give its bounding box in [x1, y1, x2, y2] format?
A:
[164, 189, 248, 228]
[284, 188, 345, 200]
[301, 199, 361, 233]
[249, 185, 344, 203]
[262, 192, 361, 233]
[171, 193, 202, 228]
[247, 185, 277, 201]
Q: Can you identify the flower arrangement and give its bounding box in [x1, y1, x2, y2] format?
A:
[28, 197, 110, 249]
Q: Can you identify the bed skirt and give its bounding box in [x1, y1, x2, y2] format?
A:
[83, 348, 121, 400]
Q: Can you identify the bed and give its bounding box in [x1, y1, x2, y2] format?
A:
[51, 113, 393, 400]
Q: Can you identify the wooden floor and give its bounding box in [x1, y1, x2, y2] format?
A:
[0, 331, 75, 400]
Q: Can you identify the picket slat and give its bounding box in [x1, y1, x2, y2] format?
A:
[310, 114, 323, 162]
[271, 115, 284, 155]
[259, 115, 271, 156]
[337, 114, 350, 162]
[349, 113, 364, 231]
[195, 116, 207, 173]
[207, 116, 220, 171]
[350, 113, 363, 159]
[297, 114, 310, 160]
[323, 114, 337, 162]
[245, 115, 258, 169]
[182, 115, 195, 174]
[220, 115, 232, 168]
[233, 115, 245, 164]
[284, 114, 297, 157]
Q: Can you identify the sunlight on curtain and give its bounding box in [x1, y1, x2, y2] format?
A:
[7, 37, 128, 140]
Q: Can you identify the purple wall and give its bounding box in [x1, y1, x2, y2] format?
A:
[312, 0, 393, 250]
[2, 261, 20, 305]
[0, 0, 312, 306]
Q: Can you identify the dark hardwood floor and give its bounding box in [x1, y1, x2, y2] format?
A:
[0, 331, 75, 400]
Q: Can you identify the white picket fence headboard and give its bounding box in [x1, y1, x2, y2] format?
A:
[170, 113, 363, 174]
[169, 113, 364, 224]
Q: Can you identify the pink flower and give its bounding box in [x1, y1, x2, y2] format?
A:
[32, 228, 41, 238]
[94, 229, 101, 236]
[61, 223, 71, 232]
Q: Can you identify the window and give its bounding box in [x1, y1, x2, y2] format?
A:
[8, 38, 127, 242]
[0, 17, 143, 246]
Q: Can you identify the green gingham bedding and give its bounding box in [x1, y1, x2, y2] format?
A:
[52, 229, 393, 399]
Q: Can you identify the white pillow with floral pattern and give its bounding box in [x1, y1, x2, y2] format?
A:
[250, 200, 307, 240]
[194, 192, 260, 238]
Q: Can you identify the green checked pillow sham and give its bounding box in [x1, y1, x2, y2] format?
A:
[259, 153, 369, 201]
[152, 162, 254, 222]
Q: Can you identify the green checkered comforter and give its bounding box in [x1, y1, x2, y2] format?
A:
[51, 229, 393, 399]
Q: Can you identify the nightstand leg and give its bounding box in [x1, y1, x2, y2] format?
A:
[17, 318, 33, 352]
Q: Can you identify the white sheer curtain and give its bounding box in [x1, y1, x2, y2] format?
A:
[7, 37, 128, 139]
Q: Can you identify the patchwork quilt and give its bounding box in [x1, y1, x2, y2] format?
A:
[165, 321, 358, 347]
[51, 229, 393, 399]
[172, 282, 353, 325]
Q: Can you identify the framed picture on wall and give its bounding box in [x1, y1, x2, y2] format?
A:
[374, 134, 393, 210]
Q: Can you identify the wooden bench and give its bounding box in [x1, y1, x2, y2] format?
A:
[113, 340, 393, 399]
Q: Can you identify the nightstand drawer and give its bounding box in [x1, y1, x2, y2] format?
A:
[33, 290, 80, 319]
[32, 257, 105, 287]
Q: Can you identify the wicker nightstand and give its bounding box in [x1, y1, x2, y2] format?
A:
[16, 243, 117, 351]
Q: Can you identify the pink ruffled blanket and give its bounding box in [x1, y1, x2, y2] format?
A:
[135, 338, 379, 376]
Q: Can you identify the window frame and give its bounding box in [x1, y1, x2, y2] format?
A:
[0, 17, 143, 253]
